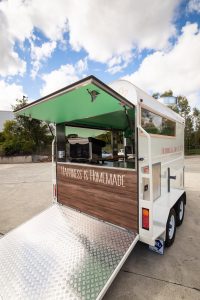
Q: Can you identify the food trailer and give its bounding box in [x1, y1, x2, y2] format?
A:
[0, 76, 186, 299]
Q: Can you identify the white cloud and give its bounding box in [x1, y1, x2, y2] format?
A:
[0, 0, 69, 42]
[68, 0, 178, 63]
[107, 52, 133, 74]
[187, 0, 200, 13]
[30, 41, 57, 78]
[75, 57, 88, 73]
[124, 23, 200, 107]
[40, 58, 88, 96]
[0, 80, 25, 110]
[0, 0, 179, 77]
[0, 0, 68, 77]
[0, 11, 26, 77]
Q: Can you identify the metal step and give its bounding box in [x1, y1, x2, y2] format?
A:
[0, 204, 138, 300]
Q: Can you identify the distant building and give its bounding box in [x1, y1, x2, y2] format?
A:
[158, 96, 177, 106]
[0, 111, 14, 131]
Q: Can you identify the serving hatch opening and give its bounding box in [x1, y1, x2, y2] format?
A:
[16, 75, 136, 170]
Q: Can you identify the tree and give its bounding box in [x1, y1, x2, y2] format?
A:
[152, 92, 160, 99]
[152, 90, 196, 153]
[1, 120, 35, 155]
[160, 90, 173, 97]
[0, 132, 5, 143]
[1, 97, 51, 156]
[13, 97, 51, 149]
[175, 95, 193, 152]
[193, 108, 200, 148]
[193, 107, 200, 131]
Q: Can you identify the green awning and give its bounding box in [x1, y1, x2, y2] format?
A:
[15, 76, 134, 130]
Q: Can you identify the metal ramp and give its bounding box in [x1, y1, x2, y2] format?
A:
[0, 204, 138, 300]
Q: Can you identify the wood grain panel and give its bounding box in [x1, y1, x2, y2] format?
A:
[57, 163, 138, 231]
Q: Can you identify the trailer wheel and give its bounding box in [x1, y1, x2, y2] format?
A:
[165, 208, 176, 247]
[176, 197, 185, 226]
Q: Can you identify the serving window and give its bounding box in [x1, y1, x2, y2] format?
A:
[63, 126, 135, 169]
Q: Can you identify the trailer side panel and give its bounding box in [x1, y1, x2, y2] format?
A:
[57, 163, 138, 232]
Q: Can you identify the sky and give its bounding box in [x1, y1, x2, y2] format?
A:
[0, 0, 200, 111]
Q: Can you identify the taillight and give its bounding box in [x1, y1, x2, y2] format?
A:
[142, 208, 149, 230]
[53, 184, 57, 198]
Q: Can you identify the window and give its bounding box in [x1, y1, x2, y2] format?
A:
[141, 108, 176, 136]
[64, 126, 135, 169]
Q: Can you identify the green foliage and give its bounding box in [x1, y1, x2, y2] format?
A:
[175, 95, 193, 152]
[153, 90, 200, 154]
[160, 90, 173, 97]
[1, 120, 35, 155]
[186, 148, 200, 155]
[193, 107, 200, 131]
[176, 95, 191, 119]
[0, 132, 5, 155]
[192, 107, 200, 147]
[0, 132, 5, 143]
[13, 97, 50, 147]
[152, 92, 160, 99]
[1, 97, 52, 156]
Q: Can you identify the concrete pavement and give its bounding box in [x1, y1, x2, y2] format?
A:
[0, 157, 199, 299]
[0, 163, 52, 234]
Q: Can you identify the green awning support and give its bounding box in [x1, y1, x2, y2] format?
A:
[15, 76, 135, 131]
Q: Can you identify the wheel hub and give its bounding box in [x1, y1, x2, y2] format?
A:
[179, 201, 184, 220]
[168, 214, 175, 240]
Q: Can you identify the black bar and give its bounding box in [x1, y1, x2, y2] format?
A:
[168, 167, 176, 193]
[168, 167, 170, 193]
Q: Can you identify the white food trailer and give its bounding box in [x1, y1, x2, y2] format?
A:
[0, 76, 186, 299]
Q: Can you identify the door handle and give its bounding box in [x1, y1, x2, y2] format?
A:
[168, 168, 176, 192]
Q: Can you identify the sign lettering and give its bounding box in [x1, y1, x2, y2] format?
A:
[60, 166, 126, 187]
[161, 145, 183, 154]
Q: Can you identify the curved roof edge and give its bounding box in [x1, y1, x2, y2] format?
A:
[109, 79, 184, 124]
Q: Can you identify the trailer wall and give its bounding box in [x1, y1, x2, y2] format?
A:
[57, 163, 138, 231]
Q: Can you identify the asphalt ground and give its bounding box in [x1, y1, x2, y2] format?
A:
[0, 157, 200, 299]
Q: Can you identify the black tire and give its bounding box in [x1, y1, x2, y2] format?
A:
[176, 196, 185, 226]
[165, 208, 176, 247]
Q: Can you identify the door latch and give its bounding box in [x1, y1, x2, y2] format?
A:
[138, 157, 144, 161]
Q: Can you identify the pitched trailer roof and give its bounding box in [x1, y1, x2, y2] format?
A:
[15, 76, 135, 131]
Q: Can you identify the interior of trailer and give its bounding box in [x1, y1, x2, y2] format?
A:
[60, 121, 136, 169]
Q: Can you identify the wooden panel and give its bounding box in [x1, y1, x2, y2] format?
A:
[57, 163, 138, 231]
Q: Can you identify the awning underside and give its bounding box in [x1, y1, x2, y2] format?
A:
[16, 82, 134, 131]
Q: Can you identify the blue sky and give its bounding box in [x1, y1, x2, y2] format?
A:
[0, 0, 200, 110]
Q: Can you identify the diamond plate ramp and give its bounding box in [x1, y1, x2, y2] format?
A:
[0, 204, 138, 300]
